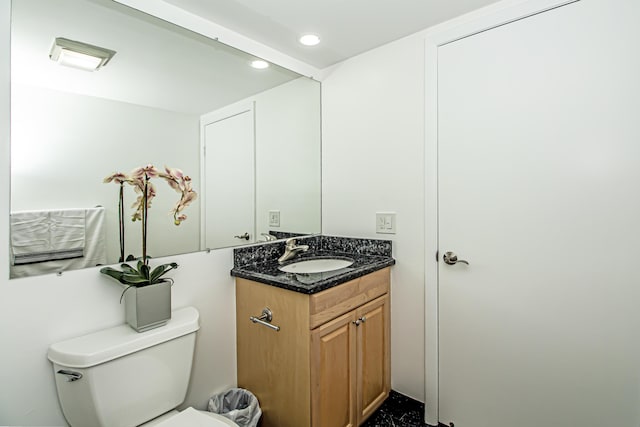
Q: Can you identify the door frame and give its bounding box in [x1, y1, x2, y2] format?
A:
[422, 0, 577, 424]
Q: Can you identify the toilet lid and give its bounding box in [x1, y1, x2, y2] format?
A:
[154, 407, 238, 427]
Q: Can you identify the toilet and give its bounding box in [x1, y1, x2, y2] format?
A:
[47, 306, 238, 427]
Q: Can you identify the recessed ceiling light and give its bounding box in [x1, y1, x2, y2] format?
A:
[251, 60, 269, 69]
[299, 34, 321, 46]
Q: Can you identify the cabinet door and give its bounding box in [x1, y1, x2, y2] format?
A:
[236, 279, 311, 427]
[356, 294, 391, 424]
[311, 311, 357, 427]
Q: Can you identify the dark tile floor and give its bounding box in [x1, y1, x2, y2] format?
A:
[362, 390, 444, 427]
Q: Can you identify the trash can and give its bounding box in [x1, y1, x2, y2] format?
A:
[208, 388, 262, 427]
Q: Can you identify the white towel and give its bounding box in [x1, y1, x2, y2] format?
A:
[49, 210, 86, 252]
[10, 209, 85, 265]
[10, 207, 107, 278]
[81, 207, 107, 268]
[10, 211, 51, 256]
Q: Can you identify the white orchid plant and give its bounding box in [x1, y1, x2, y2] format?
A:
[100, 165, 197, 292]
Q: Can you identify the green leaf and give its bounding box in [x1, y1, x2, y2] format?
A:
[121, 272, 146, 281]
[139, 264, 150, 280]
[120, 263, 138, 275]
[132, 260, 149, 280]
[99, 267, 127, 284]
[149, 262, 178, 283]
[100, 261, 177, 287]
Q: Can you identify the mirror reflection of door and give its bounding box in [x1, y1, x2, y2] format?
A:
[202, 103, 255, 249]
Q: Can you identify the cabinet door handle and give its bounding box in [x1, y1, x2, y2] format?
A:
[352, 316, 367, 326]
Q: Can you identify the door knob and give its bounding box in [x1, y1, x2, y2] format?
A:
[443, 251, 469, 266]
[234, 232, 250, 240]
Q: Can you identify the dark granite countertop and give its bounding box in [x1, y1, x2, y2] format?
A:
[230, 235, 395, 294]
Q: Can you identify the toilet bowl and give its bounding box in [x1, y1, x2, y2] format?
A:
[48, 307, 240, 427]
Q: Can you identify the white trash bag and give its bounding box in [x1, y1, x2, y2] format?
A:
[208, 388, 262, 427]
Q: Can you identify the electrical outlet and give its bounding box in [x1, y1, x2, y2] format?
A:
[376, 212, 396, 234]
[269, 210, 280, 227]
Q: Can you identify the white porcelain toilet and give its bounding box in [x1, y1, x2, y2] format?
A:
[47, 307, 239, 427]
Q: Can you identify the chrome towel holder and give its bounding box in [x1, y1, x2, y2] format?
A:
[250, 307, 280, 331]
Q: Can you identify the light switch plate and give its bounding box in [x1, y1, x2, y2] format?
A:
[269, 210, 280, 227]
[376, 212, 396, 234]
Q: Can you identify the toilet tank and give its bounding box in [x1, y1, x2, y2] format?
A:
[47, 306, 200, 427]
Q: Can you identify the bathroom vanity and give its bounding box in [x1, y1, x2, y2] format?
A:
[231, 236, 395, 427]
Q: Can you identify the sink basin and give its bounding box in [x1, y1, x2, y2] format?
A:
[279, 258, 354, 274]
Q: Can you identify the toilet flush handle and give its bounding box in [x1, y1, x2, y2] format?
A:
[57, 369, 83, 382]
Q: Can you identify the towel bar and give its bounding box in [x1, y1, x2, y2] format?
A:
[249, 308, 280, 331]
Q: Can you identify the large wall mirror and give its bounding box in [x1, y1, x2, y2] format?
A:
[9, 0, 321, 279]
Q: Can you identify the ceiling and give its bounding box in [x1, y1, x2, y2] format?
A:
[162, 0, 501, 69]
[11, 0, 502, 115]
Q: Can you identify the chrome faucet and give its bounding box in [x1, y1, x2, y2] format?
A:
[260, 233, 278, 242]
[278, 238, 309, 264]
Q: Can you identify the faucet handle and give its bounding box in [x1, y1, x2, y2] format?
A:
[285, 237, 297, 247]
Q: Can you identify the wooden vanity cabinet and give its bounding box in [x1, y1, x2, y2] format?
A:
[235, 267, 391, 427]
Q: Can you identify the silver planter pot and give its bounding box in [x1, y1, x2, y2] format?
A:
[124, 281, 172, 332]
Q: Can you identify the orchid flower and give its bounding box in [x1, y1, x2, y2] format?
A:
[103, 172, 130, 184]
[103, 164, 197, 269]
[159, 166, 198, 225]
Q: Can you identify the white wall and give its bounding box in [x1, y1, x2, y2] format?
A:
[254, 78, 321, 237]
[1, 3, 237, 426]
[321, 36, 426, 401]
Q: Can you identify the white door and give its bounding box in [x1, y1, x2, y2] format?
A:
[203, 106, 255, 249]
[438, 1, 640, 426]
